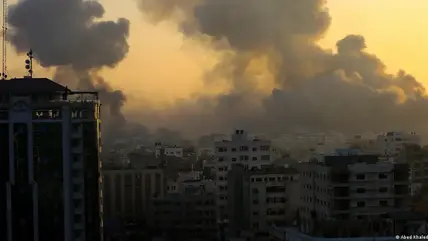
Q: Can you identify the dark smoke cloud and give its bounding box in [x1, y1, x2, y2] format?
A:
[137, 0, 428, 137]
[8, 0, 130, 138]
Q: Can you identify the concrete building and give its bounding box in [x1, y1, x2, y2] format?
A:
[150, 183, 217, 241]
[102, 168, 166, 220]
[400, 144, 428, 196]
[0, 78, 102, 241]
[226, 165, 299, 240]
[298, 154, 410, 235]
[376, 131, 420, 157]
[214, 130, 277, 221]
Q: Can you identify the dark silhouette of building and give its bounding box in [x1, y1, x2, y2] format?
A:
[0, 77, 102, 241]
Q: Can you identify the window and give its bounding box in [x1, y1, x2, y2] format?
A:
[356, 174, 365, 180]
[231, 148, 237, 152]
[217, 147, 227, 152]
[72, 123, 80, 132]
[378, 173, 388, 179]
[379, 200, 388, 207]
[356, 188, 365, 193]
[72, 154, 80, 163]
[379, 187, 388, 193]
[260, 145, 270, 151]
[357, 201, 365, 207]
[72, 184, 81, 193]
[218, 157, 224, 162]
[231, 158, 237, 162]
[240, 146, 249, 151]
[71, 139, 80, 148]
[74, 214, 82, 223]
[252, 156, 257, 161]
[240, 155, 249, 161]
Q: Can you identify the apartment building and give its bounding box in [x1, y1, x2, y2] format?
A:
[226, 164, 299, 239]
[102, 168, 166, 220]
[0, 78, 102, 241]
[215, 130, 276, 220]
[400, 144, 428, 195]
[376, 131, 420, 157]
[299, 154, 410, 234]
[150, 183, 217, 241]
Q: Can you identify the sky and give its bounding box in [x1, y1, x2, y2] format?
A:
[5, 0, 428, 113]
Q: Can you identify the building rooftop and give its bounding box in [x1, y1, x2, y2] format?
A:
[249, 165, 299, 175]
[0, 77, 68, 94]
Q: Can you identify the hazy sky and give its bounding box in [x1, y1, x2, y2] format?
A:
[6, 0, 428, 112]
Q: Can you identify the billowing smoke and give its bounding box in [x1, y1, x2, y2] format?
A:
[8, 0, 129, 137]
[137, 0, 428, 137]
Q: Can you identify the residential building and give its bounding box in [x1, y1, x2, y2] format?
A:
[376, 131, 420, 157]
[299, 154, 410, 235]
[150, 182, 217, 241]
[226, 165, 299, 240]
[399, 145, 428, 196]
[214, 130, 276, 221]
[102, 168, 166, 220]
[0, 77, 102, 241]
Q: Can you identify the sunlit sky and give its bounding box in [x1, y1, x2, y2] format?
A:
[6, 0, 428, 111]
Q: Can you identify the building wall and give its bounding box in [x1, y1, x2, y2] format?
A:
[0, 92, 102, 241]
[102, 168, 165, 220]
[0, 122, 9, 241]
[151, 191, 217, 241]
[298, 158, 410, 235]
[215, 130, 276, 220]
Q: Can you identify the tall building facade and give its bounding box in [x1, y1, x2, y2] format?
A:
[214, 130, 277, 221]
[299, 154, 410, 234]
[0, 78, 102, 241]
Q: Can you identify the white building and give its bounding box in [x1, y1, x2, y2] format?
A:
[214, 130, 277, 220]
[376, 131, 420, 157]
[0, 77, 102, 241]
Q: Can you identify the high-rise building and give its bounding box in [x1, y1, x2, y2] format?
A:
[0, 77, 102, 241]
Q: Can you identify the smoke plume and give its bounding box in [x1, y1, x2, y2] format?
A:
[137, 0, 428, 137]
[8, 0, 129, 136]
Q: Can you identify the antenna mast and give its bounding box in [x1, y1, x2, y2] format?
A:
[1, 0, 7, 79]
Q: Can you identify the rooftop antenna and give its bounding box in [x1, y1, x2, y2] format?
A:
[0, 0, 7, 79]
[25, 49, 33, 78]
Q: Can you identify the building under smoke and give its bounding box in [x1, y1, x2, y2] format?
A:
[0, 77, 102, 241]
